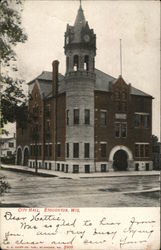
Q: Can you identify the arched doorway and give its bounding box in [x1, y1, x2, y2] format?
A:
[17, 148, 22, 165]
[23, 147, 29, 166]
[113, 150, 128, 171]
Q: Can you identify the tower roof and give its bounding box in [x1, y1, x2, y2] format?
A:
[74, 5, 86, 28]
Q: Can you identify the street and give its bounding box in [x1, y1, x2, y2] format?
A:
[0, 169, 160, 207]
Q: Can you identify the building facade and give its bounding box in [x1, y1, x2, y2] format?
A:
[16, 4, 153, 173]
[0, 135, 16, 163]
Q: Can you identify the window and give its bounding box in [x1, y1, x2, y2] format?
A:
[9, 142, 14, 148]
[122, 92, 127, 100]
[122, 102, 127, 112]
[134, 113, 150, 128]
[7, 151, 12, 156]
[84, 143, 90, 158]
[135, 114, 140, 128]
[115, 89, 127, 112]
[100, 111, 107, 127]
[84, 55, 89, 71]
[73, 143, 79, 158]
[85, 165, 90, 173]
[116, 101, 121, 112]
[135, 163, 139, 171]
[121, 123, 127, 138]
[135, 144, 139, 157]
[100, 143, 107, 158]
[115, 123, 121, 138]
[57, 143, 61, 157]
[135, 144, 150, 158]
[85, 109, 90, 125]
[101, 164, 106, 172]
[115, 91, 121, 100]
[146, 163, 149, 171]
[39, 145, 42, 156]
[49, 144, 52, 157]
[66, 143, 69, 158]
[73, 55, 79, 71]
[74, 109, 79, 125]
[73, 165, 79, 173]
[57, 163, 60, 171]
[142, 115, 150, 128]
[115, 123, 127, 138]
[61, 164, 64, 172]
[66, 110, 69, 125]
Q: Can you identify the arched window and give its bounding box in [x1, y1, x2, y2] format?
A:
[66, 57, 69, 72]
[84, 55, 89, 71]
[73, 55, 79, 71]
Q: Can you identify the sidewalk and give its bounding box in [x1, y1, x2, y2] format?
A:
[0, 164, 160, 180]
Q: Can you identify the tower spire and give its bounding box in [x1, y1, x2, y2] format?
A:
[80, 0, 82, 8]
[120, 39, 122, 76]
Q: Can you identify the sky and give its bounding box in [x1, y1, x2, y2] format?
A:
[5, 0, 160, 140]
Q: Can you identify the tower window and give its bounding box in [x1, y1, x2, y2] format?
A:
[85, 109, 90, 124]
[73, 143, 79, 158]
[84, 143, 90, 158]
[84, 55, 89, 71]
[73, 109, 79, 125]
[66, 110, 69, 125]
[66, 143, 69, 158]
[73, 55, 79, 71]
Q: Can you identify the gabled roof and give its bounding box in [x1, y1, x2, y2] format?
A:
[28, 69, 152, 98]
[28, 71, 64, 85]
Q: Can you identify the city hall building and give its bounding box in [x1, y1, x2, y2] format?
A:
[16, 4, 153, 173]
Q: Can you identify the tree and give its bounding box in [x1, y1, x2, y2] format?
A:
[0, 0, 27, 132]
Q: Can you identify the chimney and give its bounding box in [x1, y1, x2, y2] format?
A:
[52, 60, 59, 97]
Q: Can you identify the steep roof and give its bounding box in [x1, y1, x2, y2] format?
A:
[95, 69, 116, 91]
[130, 86, 151, 97]
[28, 71, 64, 84]
[74, 5, 86, 28]
[28, 69, 151, 98]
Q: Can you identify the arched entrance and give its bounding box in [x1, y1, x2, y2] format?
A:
[109, 145, 133, 171]
[113, 150, 128, 171]
[17, 148, 22, 165]
[23, 147, 29, 166]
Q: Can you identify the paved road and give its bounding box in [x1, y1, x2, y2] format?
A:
[0, 169, 160, 207]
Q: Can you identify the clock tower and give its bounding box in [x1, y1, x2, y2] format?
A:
[64, 3, 96, 74]
[64, 2, 97, 173]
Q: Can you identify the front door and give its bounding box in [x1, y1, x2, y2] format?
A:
[113, 150, 128, 171]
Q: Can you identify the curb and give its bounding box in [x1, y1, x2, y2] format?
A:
[0, 166, 57, 178]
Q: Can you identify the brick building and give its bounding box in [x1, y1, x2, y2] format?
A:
[16, 4, 153, 173]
